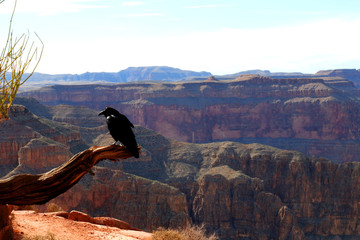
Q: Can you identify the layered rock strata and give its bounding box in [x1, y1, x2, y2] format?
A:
[19, 75, 360, 162]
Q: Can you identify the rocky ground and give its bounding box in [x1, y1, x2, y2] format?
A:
[11, 210, 152, 240]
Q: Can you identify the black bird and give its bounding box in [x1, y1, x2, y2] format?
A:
[98, 107, 139, 158]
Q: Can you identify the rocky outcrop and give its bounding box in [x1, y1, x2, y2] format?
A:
[48, 167, 190, 231]
[48, 104, 104, 127]
[8, 105, 86, 152]
[160, 141, 360, 239]
[66, 210, 140, 230]
[11, 210, 153, 240]
[18, 137, 72, 171]
[0, 205, 12, 240]
[0, 105, 100, 178]
[316, 69, 360, 87]
[191, 166, 302, 239]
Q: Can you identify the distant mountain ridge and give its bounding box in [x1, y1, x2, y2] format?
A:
[17, 66, 360, 91]
[219, 68, 360, 87]
[23, 66, 212, 84]
[217, 69, 306, 78]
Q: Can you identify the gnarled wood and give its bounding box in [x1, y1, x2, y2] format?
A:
[0, 145, 139, 205]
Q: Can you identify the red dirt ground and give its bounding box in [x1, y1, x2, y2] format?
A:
[11, 210, 152, 240]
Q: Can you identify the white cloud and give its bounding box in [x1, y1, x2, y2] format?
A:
[185, 4, 229, 9]
[122, 1, 144, 6]
[122, 13, 164, 18]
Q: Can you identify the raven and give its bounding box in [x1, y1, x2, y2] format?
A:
[98, 107, 139, 158]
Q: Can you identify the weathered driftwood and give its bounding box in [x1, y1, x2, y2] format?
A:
[0, 145, 139, 205]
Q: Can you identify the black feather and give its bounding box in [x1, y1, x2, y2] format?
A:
[98, 107, 139, 158]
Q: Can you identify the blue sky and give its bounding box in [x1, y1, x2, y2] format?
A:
[0, 0, 360, 75]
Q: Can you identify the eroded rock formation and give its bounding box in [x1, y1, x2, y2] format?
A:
[50, 167, 190, 231]
[0, 105, 90, 178]
[316, 69, 360, 87]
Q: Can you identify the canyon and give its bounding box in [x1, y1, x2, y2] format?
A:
[19, 74, 360, 163]
[2, 101, 360, 239]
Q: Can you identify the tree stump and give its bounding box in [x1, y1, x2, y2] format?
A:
[0, 145, 139, 205]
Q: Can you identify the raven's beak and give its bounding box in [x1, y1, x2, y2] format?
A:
[98, 110, 105, 116]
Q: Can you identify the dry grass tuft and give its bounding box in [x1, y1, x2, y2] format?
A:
[152, 228, 184, 240]
[45, 203, 63, 213]
[22, 232, 57, 240]
[152, 224, 217, 240]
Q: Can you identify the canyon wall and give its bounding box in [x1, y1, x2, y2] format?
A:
[124, 130, 360, 239]
[20, 75, 360, 163]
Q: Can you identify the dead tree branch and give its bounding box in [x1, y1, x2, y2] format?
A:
[0, 145, 139, 205]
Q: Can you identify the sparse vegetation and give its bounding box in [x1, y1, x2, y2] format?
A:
[152, 224, 218, 240]
[0, 0, 43, 120]
[45, 203, 63, 213]
[22, 232, 57, 240]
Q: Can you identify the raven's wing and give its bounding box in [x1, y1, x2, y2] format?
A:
[118, 114, 134, 128]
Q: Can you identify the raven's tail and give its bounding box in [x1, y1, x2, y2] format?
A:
[128, 145, 139, 158]
[131, 148, 139, 158]
[123, 139, 140, 158]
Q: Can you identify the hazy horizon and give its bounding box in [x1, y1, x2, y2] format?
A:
[26, 65, 359, 76]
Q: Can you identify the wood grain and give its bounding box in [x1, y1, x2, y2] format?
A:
[0, 145, 139, 205]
